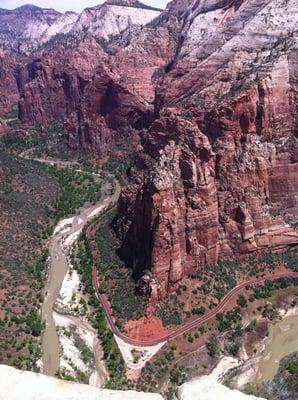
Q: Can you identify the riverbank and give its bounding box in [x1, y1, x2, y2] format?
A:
[53, 312, 108, 387]
[235, 306, 298, 388]
[41, 169, 119, 378]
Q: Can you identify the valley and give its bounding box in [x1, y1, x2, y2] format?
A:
[0, 0, 297, 399]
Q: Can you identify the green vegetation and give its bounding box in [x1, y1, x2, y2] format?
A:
[94, 210, 147, 323]
[29, 251, 49, 291]
[55, 365, 88, 384]
[0, 151, 60, 368]
[71, 226, 128, 390]
[0, 146, 103, 370]
[74, 334, 95, 368]
[156, 250, 298, 329]
[137, 346, 188, 396]
[192, 306, 206, 316]
[216, 307, 242, 333]
[170, 365, 188, 385]
[287, 359, 298, 375]
[12, 341, 41, 371]
[225, 342, 241, 356]
[45, 166, 101, 220]
[155, 294, 183, 327]
[25, 311, 43, 337]
[207, 336, 220, 357]
[0, 121, 90, 162]
[249, 277, 298, 302]
[247, 319, 257, 332]
[237, 294, 248, 308]
[103, 143, 136, 187]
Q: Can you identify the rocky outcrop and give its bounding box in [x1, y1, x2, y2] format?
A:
[0, 5, 63, 52]
[177, 376, 265, 400]
[18, 37, 107, 126]
[116, 0, 298, 297]
[64, 61, 151, 153]
[0, 364, 267, 400]
[1, 365, 163, 400]
[73, 1, 161, 41]
[18, 35, 153, 153]
[108, 24, 177, 103]
[0, 1, 162, 53]
[118, 110, 219, 294]
[0, 50, 18, 115]
[2, 0, 297, 297]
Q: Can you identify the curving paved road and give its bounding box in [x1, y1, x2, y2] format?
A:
[92, 253, 298, 347]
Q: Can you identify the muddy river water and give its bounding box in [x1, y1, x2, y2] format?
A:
[40, 166, 120, 376]
[256, 312, 298, 382]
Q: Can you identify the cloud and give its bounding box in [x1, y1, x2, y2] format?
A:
[0, 0, 168, 13]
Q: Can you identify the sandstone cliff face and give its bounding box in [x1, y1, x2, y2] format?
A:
[74, 1, 161, 41]
[16, 2, 174, 152]
[2, 0, 297, 296]
[0, 1, 161, 53]
[0, 50, 18, 115]
[18, 37, 107, 127]
[116, 0, 298, 296]
[64, 61, 151, 153]
[14, 1, 167, 153]
[18, 35, 152, 153]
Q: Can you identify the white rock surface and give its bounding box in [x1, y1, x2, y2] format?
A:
[0, 365, 163, 400]
[74, 4, 160, 40]
[0, 362, 268, 400]
[177, 376, 266, 400]
[41, 12, 79, 43]
[0, 2, 161, 48]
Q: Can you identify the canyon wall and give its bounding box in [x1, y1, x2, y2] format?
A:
[116, 0, 298, 297]
[0, 0, 297, 296]
[0, 50, 18, 115]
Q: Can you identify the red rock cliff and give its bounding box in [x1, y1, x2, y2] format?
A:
[116, 0, 298, 297]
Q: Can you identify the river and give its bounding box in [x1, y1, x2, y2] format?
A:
[256, 311, 298, 382]
[40, 165, 120, 376]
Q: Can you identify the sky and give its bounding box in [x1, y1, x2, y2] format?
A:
[0, 0, 168, 12]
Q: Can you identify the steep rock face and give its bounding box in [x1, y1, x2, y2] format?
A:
[64, 62, 151, 153]
[18, 37, 107, 127]
[109, 24, 177, 103]
[0, 1, 162, 53]
[0, 5, 63, 52]
[14, 1, 166, 152]
[0, 50, 18, 115]
[18, 36, 151, 153]
[117, 0, 298, 296]
[118, 110, 219, 295]
[74, 1, 161, 40]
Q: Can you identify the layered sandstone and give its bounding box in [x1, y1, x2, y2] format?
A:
[1, 0, 297, 297]
[18, 37, 107, 127]
[0, 1, 162, 53]
[116, 0, 298, 296]
[0, 50, 18, 115]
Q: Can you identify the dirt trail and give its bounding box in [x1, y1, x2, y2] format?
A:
[93, 266, 298, 347]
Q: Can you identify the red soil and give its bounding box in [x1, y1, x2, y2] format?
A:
[125, 313, 170, 342]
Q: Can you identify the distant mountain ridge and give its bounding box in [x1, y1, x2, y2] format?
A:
[0, 1, 162, 52]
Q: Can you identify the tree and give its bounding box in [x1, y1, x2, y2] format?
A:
[207, 336, 220, 357]
[237, 294, 248, 308]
